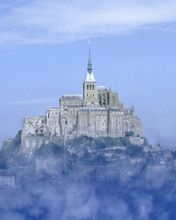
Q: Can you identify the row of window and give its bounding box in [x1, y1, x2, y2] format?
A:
[87, 93, 95, 96]
[86, 85, 95, 90]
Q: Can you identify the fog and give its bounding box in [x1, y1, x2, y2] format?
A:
[0, 140, 176, 220]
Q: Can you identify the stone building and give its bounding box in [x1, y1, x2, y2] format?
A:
[21, 46, 143, 154]
[0, 170, 15, 187]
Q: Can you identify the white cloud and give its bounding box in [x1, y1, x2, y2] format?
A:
[1, 0, 176, 44]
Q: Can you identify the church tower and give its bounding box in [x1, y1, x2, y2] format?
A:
[83, 42, 99, 107]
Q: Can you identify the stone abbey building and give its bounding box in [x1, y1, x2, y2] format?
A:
[21, 47, 143, 153]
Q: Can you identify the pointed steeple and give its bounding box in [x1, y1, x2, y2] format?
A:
[83, 41, 98, 107]
[87, 40, 93, 74]
[85, 41, 96, 82]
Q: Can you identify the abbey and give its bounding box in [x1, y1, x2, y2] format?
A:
[21, 46, 143, 153]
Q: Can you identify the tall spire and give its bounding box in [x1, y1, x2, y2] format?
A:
[85, 40, 96, 82]
[87, 40, 93, 74]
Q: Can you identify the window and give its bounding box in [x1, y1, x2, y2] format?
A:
[103, 93, 106, 105]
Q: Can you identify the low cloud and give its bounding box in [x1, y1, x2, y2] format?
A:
[1, 138, 176, 219]
[1, 0, 176, 44]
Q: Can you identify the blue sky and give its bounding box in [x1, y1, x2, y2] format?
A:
[1, 0, 176, 148]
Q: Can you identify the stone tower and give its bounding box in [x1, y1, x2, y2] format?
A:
[83, 43, 99, 107]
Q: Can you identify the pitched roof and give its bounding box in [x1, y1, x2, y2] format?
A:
[85, 72, 96, 82]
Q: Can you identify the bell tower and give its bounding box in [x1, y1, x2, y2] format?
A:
[83, 42, 99, 107]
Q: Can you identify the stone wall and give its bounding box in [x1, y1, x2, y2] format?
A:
[21, 104, 143, 153]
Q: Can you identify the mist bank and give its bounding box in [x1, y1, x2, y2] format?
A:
[0, 133, 176, 219]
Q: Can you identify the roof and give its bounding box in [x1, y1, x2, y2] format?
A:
[97, 86, 106, 89]
[0, 169, 15, 176]
[85, 72, 96, 82]
[61, 95, 83, 99]
[78, 107, 120, 112]
[62, 94, 82, 97]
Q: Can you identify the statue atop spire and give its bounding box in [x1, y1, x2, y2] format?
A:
[87, 40, 93, 74]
